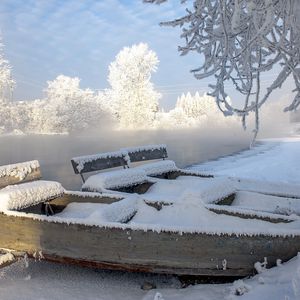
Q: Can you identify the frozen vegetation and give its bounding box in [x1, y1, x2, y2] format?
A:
[145, 0, 300, 141]
[0, 40, 249, 135]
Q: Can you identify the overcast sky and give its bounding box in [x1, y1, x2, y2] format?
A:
[0, 0, 295, 110]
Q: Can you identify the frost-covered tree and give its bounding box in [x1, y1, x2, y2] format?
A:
[42, 75, 106, 133]
[0, 38, 14, 103]
[145, 0, 300, 142]
[0, 36, 15, 133]
[176, 92, 220, 119]
[108, 43, 161, 129]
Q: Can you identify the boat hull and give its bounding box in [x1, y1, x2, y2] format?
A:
[1, 212, 300, 276]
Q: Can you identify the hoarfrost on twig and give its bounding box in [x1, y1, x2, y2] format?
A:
[145, 0, 300, 141]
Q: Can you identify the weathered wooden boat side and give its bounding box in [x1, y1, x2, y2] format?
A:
[1, 211, 300, 276]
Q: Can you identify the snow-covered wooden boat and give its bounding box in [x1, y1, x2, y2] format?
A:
[1, 160, 300, 276]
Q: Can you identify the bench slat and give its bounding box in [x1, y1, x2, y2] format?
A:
[71, 151, 129, 174]
[124, 145, 168, 163]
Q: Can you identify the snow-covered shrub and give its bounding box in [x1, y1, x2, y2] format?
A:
[108, 43, 161, 129]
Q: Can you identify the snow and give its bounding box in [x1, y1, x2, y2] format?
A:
[231, 178, 300, 198]
[82, 168, 148, 192]
[2, 137, 300, 299]
[232, 191, 300, 216]
[143, 176, 234, 205]
[0, 248, 299, 300]
[0, 180, 64, 210]
[205, 204, 299, 223]
[133, 160, 178, 176]
[56, 196, 138, 224]
[72, 150, 130, 173]
[0, 252, 15, 266]
[189, 138, 300, 185]
[3, 194, 300, 238]
[0, 160, 39, 180]
[126, 198, 300, 236]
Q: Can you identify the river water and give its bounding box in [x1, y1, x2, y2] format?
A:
[0, 128, 250, 190]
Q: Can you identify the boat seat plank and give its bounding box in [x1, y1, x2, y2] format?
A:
[0, 160, 41, 189]
[122, 144, 168, 163]
[71, 151, 129, 175]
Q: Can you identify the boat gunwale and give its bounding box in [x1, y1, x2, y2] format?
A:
[1, 204, 300, 238]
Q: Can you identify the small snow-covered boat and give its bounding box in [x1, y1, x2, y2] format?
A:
[1, 159, 300, 276]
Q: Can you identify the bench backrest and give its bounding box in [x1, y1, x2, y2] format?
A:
[71, 151, 129, 175]
[122, 144, 168, 163]
[0, 160, 42, 189]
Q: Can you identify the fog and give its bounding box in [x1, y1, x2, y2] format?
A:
[0, 126, 252, 190]
[0, 97, 294, 190]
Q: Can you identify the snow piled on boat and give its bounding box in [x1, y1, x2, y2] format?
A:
[133, 160, 178, 176]
[82, 168, 149, 192]
[1, 137, 300, 299]
[231, 178, 300, 198]
[233, 191, 300, 215]
[0, 180, 64, 210]
[143, 176, 234, 204]
[57, 196, 138, 223]
[0, 160, 39, 180]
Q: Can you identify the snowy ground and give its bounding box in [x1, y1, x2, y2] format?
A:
[1, 137, 300, 300]
[189, 137, 300, 184]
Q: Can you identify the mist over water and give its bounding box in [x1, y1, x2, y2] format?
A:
[0, 127, 251, 190]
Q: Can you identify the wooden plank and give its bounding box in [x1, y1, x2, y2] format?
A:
[71, 155, 127, 174]
[207, 206, 293, 223]
[109, 182, 154, 194]
[50, 193, 123, 206]
[0, 212, 299, 276]
[127, 147, 168, 163]
[20, 193, 124, 215]
[144, 200, 293, 224]
[0, 168, 42, 189]
[178, 170, 214, 178]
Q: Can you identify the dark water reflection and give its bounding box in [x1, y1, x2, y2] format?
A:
[0, 129, 250, 190]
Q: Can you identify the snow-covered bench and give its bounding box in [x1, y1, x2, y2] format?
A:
[0, 180, 64, 211]
[122, 144, 177, 177]
[71, 150, 130, 183]
[71, 151, 155, 194]
[0, 160, 65, 214]
[123, 144, 213, 179]
[71, 145, 214, 194]
[82, 168, 154, 194]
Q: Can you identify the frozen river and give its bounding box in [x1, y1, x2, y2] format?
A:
[0, 128, 250, 190]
